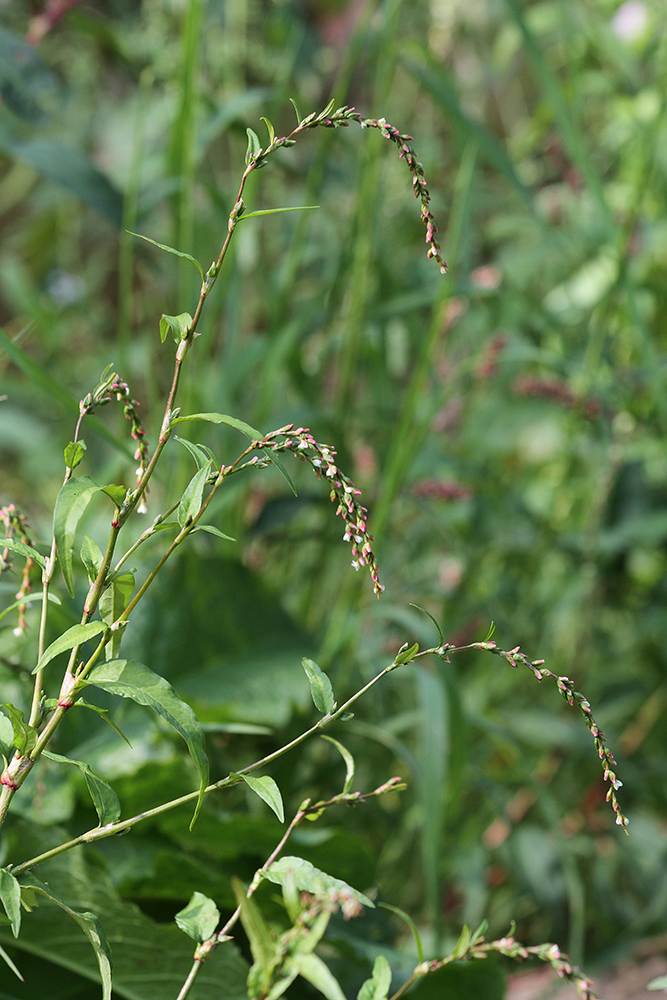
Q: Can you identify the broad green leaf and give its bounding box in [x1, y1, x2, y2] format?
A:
[34, 621, 107, 674]
[178, 461, 214, 529]
[240, 774, 284, 822]
[85, 659, 208, 828]
[379, 903, 424, 963]
[64, 440, 86, 470]
[101, 484, 126, 508]
[261, 857, 373, 908]
[160, 311, 193, 345]
[42, 750, 121, 825]
[245, 127, 261, 164]
[194, 524, 236, 542]
[54, 476, 117, 597]
[128, 231, 204, 279]
[17, 874, 112, 1000]
[175, 891, 220, 943]
[291, 952, 346, 1000]
[1, 704, 37, 756]
[0, 536, 46, 569]
[320, 735, 354, 793]
[289, 97, 302, 124]
[232, 878, 274, 968]
[0, 869, 21, 938]
[0, 592, 59, 624]
[80, 535, 103, 584]
[301, 658, 335, 715]
[260, 116, 275, 145]
[99, 572, 134, 659]
[238, 205, 319, 222]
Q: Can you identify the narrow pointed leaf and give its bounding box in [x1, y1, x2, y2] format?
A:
[261, 857, 373, 908]
[238, 205, 319, 222]
[410, 604, 444, 647]
[357, 955, 392, 1000]
[289, 97, 302, 124]
[379, 903, 424, 963]
[175, 891, 220, 943]
[301, 658, 334, 715]
[128, 231, 204, 279]
[0, 592, 59, 624]
[34, 621, 107, 674]
[451, 924, 472, 960]
[260, 116, 275, 145]
[74, 699, 132, 746]
[42, 750, 121, 825]
[0, 537, 46, 569]
[99, 572, 134, 659]
[80, 534, 103, 583]
[0, 941, 23, 980]
[54, 476, 116, 596]
[193, 524, 236, 542]
[395, 642, 419, 666]
[175, 436, 212, 469]
[291, 952, 346, 1000]
[231, 878, 273, 967]
[85, 659, 208, 827]
[240, 773, 284, 822]
[178, 461, 213, 528]
[0, 869, 21, 938]
[17, 873, 112, 1000]
[321, 735, 354, 793]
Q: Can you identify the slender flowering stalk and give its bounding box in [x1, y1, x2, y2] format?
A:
[470, 933, 597, 1000]
[0, 505, 36, 636]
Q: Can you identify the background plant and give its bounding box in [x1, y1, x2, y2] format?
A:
[1, 0, 665, 997]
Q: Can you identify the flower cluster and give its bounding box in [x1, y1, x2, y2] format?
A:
[259, 426, 384, 597]
[80, 372, 149, 491]
[0, 504, 36, 636]
[513, 375, 601, 419]
[480, 641, 628, 833]
[472, 934, 597, 1000]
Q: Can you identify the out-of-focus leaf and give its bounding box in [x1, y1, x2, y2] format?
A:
[0, 868, 21, 938]
[261, 857, 373, 908]
[357, 955, 392, 1000]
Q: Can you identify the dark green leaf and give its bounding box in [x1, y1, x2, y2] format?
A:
[175, 891, 220, 943]
[240, 774, 284, 822]
[64, 440, 86, 471]
[302, 658, 335, 715]
[159, 312, 193, 345]
[0, 869, 21, 938]
[34, 621, 107, 674]
[42, 750, 121, 825]
[128, 232, 204, 279]
[261, 857, 373, 908]
[53, 477, 115, 596]
[85, 659, 208, 828]
[357, 955, 392, 1000]
[99, 572, 134, 659]
[0, 941, 23, 980]
[101, 484, 126, 508]
[2, 704, 37, 756]
[80, 535, 103, 583]
[178, 461, 214, 528]
[245, 127, 262, 164]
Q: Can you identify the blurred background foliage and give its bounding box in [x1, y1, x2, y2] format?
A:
[1, 0, 667, 996]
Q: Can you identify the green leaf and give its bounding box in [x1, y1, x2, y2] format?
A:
[483, 621, 496, 642]
[291, 952, 346, 1000]
[16, 874, 112, 1000]
[231, 878, 274, 968]
[99, 572, 134, 659]
[178, 461, 214, 529]
[260, 117, 275, 145]
[379, 903, 424, 963]
[64, 440, 86, 471]
[194, 524, 236, 542]
[0, 712, 14, 761]
[648, 975, 667, 990]
[357, 955, 392, 1000]
[128, 231, 204, 279]
[320, 735, 354, 793]
[289, 97, 302, 124]
[238, 205, 319, 222]
[101, 484, 127, 508]
[410, 604, 444, 648]
[53, 476, 116, 597]
[301, 658, 335, 715]
[160, 311, 193, 345]
[245, 127, 262, 164]
[175, 891, 220, 943]
[0, 536, 46, 569]
[175, 435, 213, 469]
[451, 924, 471, 960]
[42, 750, 121, 825]
[240, 774, 284, 822]
[0, 941, 23, 980]
[85, 659, 209, 828]
[0, 592, 60, 625]
[34, 621, 107, 674]
[74, 699, 132, 747]
[395, 642, 419, 666]
[1, 704, 37, 756]
[80, 535, 103, 583]
[261, 857, 373, 908]
[0, 869, 21, 938]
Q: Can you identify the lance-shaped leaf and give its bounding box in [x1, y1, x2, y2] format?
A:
[231, 878, 274, 970]
[33, 620, 108, 674]
[128, 231, 204, 279]
[54, 476, 122, 596]
[17, 873, 112, 1000]
[175, 435, 213, 469]
[239, 773, 284, 822]
[0, 537, 46, 569]
[0, 941, 22, 981]
[178, 461, 214, 529]
[194, 524, 236, 542]
[320, 735, 354, 794]
[175, 891, 220, 943]
[357, 955, 392, 1000]
[85, 659, 208, 828]
[0, 592, 60, 624]
[1, 704, 37, 756]
[80, 534, 104, 583]
[261, 857, 373, 909]
[291, 953, 346, 1000]
[237, 205, 319, 222]
[42, 750, 121, 825]
[99, 572, 134, 660]
[0, 869, 21, 938]
[245, 127, 261, 164]
[301, 658, 335, 715]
